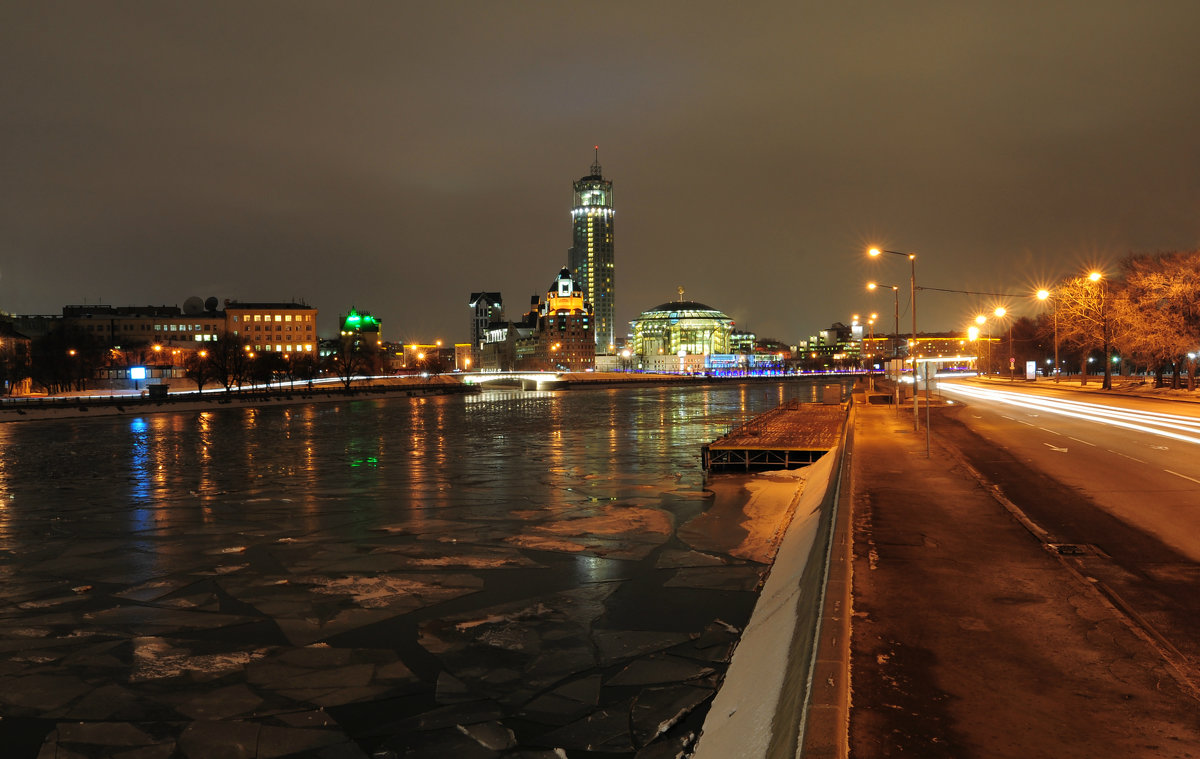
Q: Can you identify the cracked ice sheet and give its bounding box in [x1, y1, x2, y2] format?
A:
[677, 470, 807, 564]
[505, 504, 673, 559]
[297, 572, 485, 609]
[130, 637, 271, 683]
[419, 586, 614, 703]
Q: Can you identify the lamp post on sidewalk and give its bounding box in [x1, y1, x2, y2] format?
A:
[869, 248, 918, 430]
[1037, 288, 1059, 382]
[994, 307, 1014, 381]
[868, 282, 901, 408]
[1088, 271, 1113, 390]
[867, 282, 901, 358]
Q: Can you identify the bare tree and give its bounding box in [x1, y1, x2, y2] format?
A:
[1111, 251, 1200, 390]
[1054, 275, 1112, 388]
[0, 341, 31, 396]
[184, 349, 215, 392]
[208, 334, 251, 393]
[325, 335, 379, 391]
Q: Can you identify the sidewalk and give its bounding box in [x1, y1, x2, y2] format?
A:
[848, 400, 1200, 758]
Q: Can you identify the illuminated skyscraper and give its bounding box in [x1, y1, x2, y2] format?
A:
[568, 148, 614, 353]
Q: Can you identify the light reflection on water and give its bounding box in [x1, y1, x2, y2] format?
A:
[0, 380, 835, 559]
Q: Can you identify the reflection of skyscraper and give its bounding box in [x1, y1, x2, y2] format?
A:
[568, 148, 614, 353]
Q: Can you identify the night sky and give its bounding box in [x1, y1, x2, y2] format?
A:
[3, 2, 1199, 345]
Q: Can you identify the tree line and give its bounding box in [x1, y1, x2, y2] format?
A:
[975, 249, 1200, 390]
[0, 329, 448, 396]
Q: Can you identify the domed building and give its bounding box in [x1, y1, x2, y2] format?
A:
[630, 293, 734, 372]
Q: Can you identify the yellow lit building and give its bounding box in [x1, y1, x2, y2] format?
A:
[225, 301, 318, 354]
[631, 296, 734, 371]
[534, 268, 595, 371]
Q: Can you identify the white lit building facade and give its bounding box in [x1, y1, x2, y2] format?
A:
[568, 148, 615, 354]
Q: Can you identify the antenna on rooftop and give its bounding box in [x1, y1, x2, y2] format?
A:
[591, 145, 602, 176]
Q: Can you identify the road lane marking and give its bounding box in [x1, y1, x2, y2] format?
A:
[1165, 469, 1200, 485]
[1114, 452, 1145, 463]
[1043, 443, 1068, 452]
[1037, 427, 1062, 435]
[1067, 436, 1097, 447]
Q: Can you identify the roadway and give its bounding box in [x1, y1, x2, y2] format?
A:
[935, 378, 1200, 685]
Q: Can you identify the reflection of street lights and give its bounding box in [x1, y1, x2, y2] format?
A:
[1037, 288, 1058, 382]
[869, 247, 918, 429]
[866, 315, 877, 391]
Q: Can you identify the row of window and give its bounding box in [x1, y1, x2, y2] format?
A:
[232, 314, 314, 323]
[252, 344, 315, 352]
[155, 324, 216, 332]
[246, 324, 313, 332]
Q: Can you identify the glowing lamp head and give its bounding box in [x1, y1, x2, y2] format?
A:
[1036, 289, 1050, 301]
[994, 307, 1007, 318]
[1088, 271, 1102, 282]
[975, 315, 987, 325]
[867, 282, 878, 291]
[868, 247, 882, 258]
[968, 326, 980, 341]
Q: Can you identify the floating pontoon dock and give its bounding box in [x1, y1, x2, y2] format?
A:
[702, 400, 847, 473]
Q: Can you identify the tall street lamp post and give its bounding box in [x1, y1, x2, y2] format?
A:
[974, 315, 989, 376]
[867, 282, 901, 359]
[1037, 289, 1058, 382]
[1089, 271, 1112, 390]
[994, 307, 1013, 381]
[869, 248, 918, 429]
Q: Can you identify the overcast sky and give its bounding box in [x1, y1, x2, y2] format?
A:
[3, 2, 1199, 344]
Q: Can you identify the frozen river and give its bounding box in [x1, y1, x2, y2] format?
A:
[0, 379, 837, 757]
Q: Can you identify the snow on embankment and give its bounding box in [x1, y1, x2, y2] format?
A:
[692, 446, 841, 758]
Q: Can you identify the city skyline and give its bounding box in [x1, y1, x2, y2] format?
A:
[3, 3, 1199, 344]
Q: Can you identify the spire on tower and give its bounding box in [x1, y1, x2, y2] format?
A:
[590, 145, 602, 177]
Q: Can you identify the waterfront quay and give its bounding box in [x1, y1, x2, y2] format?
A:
[0, 379, 851, 758]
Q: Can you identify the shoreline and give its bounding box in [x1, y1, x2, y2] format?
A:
[0, 372, 850, 424]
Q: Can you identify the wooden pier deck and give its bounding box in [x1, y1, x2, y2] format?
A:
[702, 400, 847, 473]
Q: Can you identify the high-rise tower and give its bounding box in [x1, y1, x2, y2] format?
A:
[568, 147, 614, 353]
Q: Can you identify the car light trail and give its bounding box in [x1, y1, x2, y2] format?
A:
[940, 382, 1200, 447]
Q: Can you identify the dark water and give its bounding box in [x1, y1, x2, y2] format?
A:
[0, 380, 835, 757]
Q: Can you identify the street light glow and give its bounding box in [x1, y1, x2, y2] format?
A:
[1036, 289, 1050, 300]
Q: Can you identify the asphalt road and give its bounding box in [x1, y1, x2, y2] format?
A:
[934, 379, 1200, 688]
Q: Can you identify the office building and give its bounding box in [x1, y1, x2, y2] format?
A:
[568, 148, 614, 353]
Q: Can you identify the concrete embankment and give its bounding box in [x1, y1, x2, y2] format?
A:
[693, 402, 852, 758]
[0, 377, 471, 423]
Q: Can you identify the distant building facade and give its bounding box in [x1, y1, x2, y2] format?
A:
[225, 301, 318, 354]
[534, 268, 595, 372]
[568, 148, 615, 353]
[469, 292, 503, 351]
[339, 308, 382, 350]
[630, 297, 734, 366]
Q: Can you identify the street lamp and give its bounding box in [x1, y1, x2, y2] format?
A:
[869, 247, 918, 429]
[994, 307, 1014, 381]
[974, 315, 990, 375]
[1088, 271, 1112, 390]
[867, 282, 901, 359]
[1037, 288, 1058, 382]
